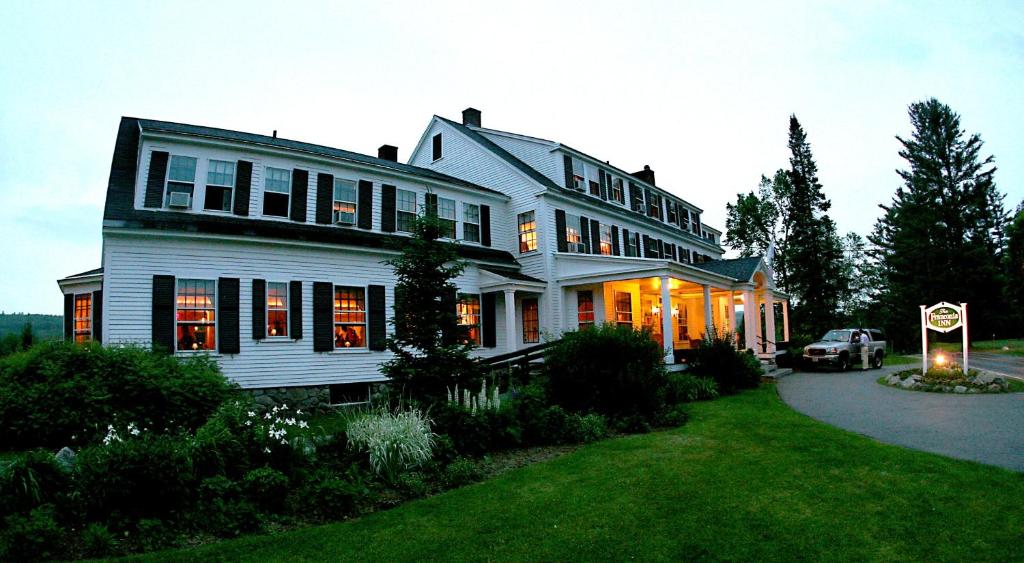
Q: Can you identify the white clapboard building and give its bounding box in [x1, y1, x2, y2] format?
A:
[58, 110, 788, 400]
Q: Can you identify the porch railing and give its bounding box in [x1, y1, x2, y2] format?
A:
[479, 341, 552, 371]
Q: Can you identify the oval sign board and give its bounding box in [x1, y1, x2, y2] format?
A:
[925, 302, 962, 333]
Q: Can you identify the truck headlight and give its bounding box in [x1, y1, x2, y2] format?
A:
[827, 347, 838, 354]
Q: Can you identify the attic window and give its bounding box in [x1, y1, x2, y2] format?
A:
[263, 167, 291, 217]
[611, 177, 624, 204]
[432, 133, 442, 161]
[165, 155, 197, 208]
[204, 160, 235, 212]
[572, 158, 585, 191]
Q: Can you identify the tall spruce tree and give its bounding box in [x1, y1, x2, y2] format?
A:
[783, 115, 847, 338]
[870, 98, 1006, 348]
[1003, 202, 1024, 335]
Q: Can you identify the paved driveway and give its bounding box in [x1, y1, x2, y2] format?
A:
[778, 367, 1024, 472]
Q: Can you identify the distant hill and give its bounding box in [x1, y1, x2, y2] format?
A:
[0, 313, 63, 340]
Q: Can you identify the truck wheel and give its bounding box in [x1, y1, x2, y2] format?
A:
[838, 354, 850, 372]
[873, 352, 884, 369]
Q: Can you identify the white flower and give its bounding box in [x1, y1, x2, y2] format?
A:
[130, 427, 140, 436]
[296, 409, 303, 415]
[272, 406, 279, 414]
[247, 411, 256, 418]
[244, 420, 252, 426]
[280, 439, 288, 445]
[264, 447, 271, 454]
[280, 404, 289, 411]
[264, 413, 272, 420]
[298, 421, 309, 429]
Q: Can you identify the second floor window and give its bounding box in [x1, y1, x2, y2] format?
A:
[263, 167, 291, 217]
[165, 155, 197, 208]
[599, 224, 613, 255]
[176, 279, 216, 351]
[334, 286, 366, 349]
[74, 294, 92, 343]
[204, 160, 235, 212]
[267, 282, 288, 337]
[565, 213, 583, 252]
[625, 232, 640, 257]
[518, 211, 537, 253]
[462, 203, 480, 243]
[397, 189, 417, 232]
[457, 293, 481, 345]
[522, 298, 539, 344]
[614, 291, 633, 326]
[333, 178, 357, 225]
[611, 177, 624, 204]
[577, 290, 594, 329]
[438, 197, 456, 238]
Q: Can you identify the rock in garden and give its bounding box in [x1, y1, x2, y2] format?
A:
[887, 375, 900, 385]
[988, 384, 1002, 392]
[54, 447, 76, 470]
[992, 377, 1006, 386]
[953, 385, 968, 394]
[901, 378, 917, 389]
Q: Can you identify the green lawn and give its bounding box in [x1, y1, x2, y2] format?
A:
[138, 387, 1024, 562]
[885, 353, 917, 366]
[933, 338, 1024, 356]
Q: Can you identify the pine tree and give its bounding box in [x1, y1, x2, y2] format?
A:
[1004, 202, 1024, 335]
[870, 98, 1007, 348]
[380, 210, 482, 402]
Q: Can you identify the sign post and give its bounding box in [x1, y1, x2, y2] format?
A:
[961, 302, 968, 373]
[920, 305, 928, 374]
[921, 302, 968, 373]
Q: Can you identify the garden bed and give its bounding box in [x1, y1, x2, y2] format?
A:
[879, 367, 1023, 393]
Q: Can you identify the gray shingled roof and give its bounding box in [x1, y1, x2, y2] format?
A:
[481, 267, 546, 284]
[136, 118, 507, 197]
[692, 257, 764, 282]
[63, 267, 104, 279]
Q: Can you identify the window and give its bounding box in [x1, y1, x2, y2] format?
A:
[565, 213, 582, 252]
[572, 158, 585, 190]
[518, 211, 537, 253]
[176, 279, 216, 351]
[577, 290, 594, 329]
[676, 304, 690, 341]
[589, 180, 601, 197]
[457, 293, 481, 345]
[611, 177, 624, 203]
[462, 203, 480, 243]
[438, 197, 456, 238]
[599, 224, 613, 255]
[626, 232, 640, 257]
[263, 167, 291, 217]
[647, 190, 661, 218]
[204, 160, 235, 211]
[333, 286, 366, 348]
[73, 294, 92, 342]
[432, 133, 442, 160]
[165, 155, 197, 207]
[267, 282, 288, 337]
[614, 291, 633, 326]
[333, 178, 357, 225]
[691, 212, 701, 234]
[522, 298, 539, 344]
[397, 189, 417, 232]
[666, 201, 677, 224]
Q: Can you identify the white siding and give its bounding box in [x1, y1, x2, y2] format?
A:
[477, 132, 561, 185]
[103, 233, 506, 390]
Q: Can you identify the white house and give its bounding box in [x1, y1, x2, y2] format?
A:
[58, 110, 787, 402]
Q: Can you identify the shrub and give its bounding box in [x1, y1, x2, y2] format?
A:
[690, 333, 762, 394]
[127, 518, 178, 554]
[443, 457, 483, 488]
[0, 342, 235, 450]
[569, 413, 609, 443]
[431, 402, 521, 456]
[0, 449, 70, 518]
[193, 477, 261, 538]
[543, 324, 667, 420]
[299, 469, 366, 521]
[396, 471, 430, 499]
[243, 467, 289, 513]
[346, 407, 435, 483]
[665, 373, 719, 404]
[656, 404, 689, 427]
[80, 522, 117, 558]
[1, 505, 64, 561]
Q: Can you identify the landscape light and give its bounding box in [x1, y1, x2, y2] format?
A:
[935, 353, 947, 366]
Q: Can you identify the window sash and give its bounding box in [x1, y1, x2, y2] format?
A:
[267, 282, 289, 338]
[518, 211, 537, 253]
[206, 160, 235, 187]
[611, 178, 623, 203]
[333, 178, 357, 224]
[265, 167, 291, 194]
[522, 299, 539, 343]
[168, 155, 197, 183]
[614, 291, 633, 325]
[577, 291, 594, 326]
[176, 279, 216, 351]
[457, 294, 481, 345]
[74, 294, 92, 340]
[333, 286, 366, 349]
[600, 225, 613, 255]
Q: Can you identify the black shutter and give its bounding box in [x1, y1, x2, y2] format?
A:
[289, 281, 303, 339]
[152, 275, 175, 353]
[92, 290, 103, 343]
[555, 209, 568, 252]
[580, 216, 591, 253]
[480, 205, 491, 247]
[143, 151, 169, 208]
[63, 293, 73, 340]
[290, 169, 308, 222]
[252, 279, 266, 340]
[642, 234, 652, 258]
[313, 282, 334, 352]
[425, 193, 438, 217]
[380, 184, 396, 232]
[611, 226, 620, 256]
[598, 170, 608, 200]
[357, 180, 373, 229]
[628, 182, 639, 211]
[622, 228, 631, 256]
[590, 219, 601, 255]
[233, 160, 252, 216]
[218, 278, 240, 355]
[657, 195, 665, 221]
[367, 285, 386, 351]
[563, 154, 575, 189]
[315, 173, 334, 224]
[481, 292, 496, 348]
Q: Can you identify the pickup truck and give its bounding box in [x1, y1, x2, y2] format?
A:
[802, 328, 886, 370]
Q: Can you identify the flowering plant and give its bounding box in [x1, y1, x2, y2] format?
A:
[346, 407, 434, 483]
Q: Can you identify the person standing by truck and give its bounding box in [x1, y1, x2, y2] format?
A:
[859, 330, 870, 370]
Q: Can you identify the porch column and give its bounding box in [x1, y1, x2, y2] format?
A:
[782, 300, 790, 342]
[728, 291, 738, 347]
[660, 276, 675, 364]
[703, 284, 714, 337]
[764, 290, 776, 353]
[503, 289, 516, 353]
[743, 290, 757, 351]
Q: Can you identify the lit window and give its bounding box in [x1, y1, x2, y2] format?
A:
[333, 178, 357, 225]
[74, 294, 92, 343]
[457, 293, 481, 345]
[165, 155, 197, 207]
[204, 160, 235, 212]
[396, 189, 417, 232]
[267, 282, 288, 337]
[176, 279, 216, 351]
[462, 203, 480, 243]
[611, 177, 624, 204]
[577, 291, 594, 329]
[615, 291, 633, 326]
[522, 298, 539, 344]
[677, 304, 690, 341]
[263, 167, 291, 217]
[438, 197, 456, 238]
[334, 286, 366, 348]
[518, 211, 537, 253]
[565, 213, 582, 251]
[599, 224, 613, 255]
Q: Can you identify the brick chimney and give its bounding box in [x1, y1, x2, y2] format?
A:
[377, 144, 398, 162]
[462, 107, 481, 128]
[632, 165, 656, 186]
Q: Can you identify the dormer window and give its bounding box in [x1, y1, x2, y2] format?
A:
[165, 155, 197, 208]
[204, 160, 235, 212]
[611, 177, 624, 204]
[572, 158, 585, 191]
[333, 178, 357, 225]
[263, 167, 291, 217]
[666, 201, 678, 224]
[432, 133, 442, 161]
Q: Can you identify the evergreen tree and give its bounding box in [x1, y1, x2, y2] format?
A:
[783, 115, 847, 338]
[1004, 202, 1024, 335]
[380, 210, 482, 403]
[870, 98, 1007, 348]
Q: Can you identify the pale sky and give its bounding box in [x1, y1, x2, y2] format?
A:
[1, 1, 1021, 314]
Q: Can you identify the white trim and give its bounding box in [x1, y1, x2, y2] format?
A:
[264, 280, 291, 340]
[332, 282, 369, 351]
